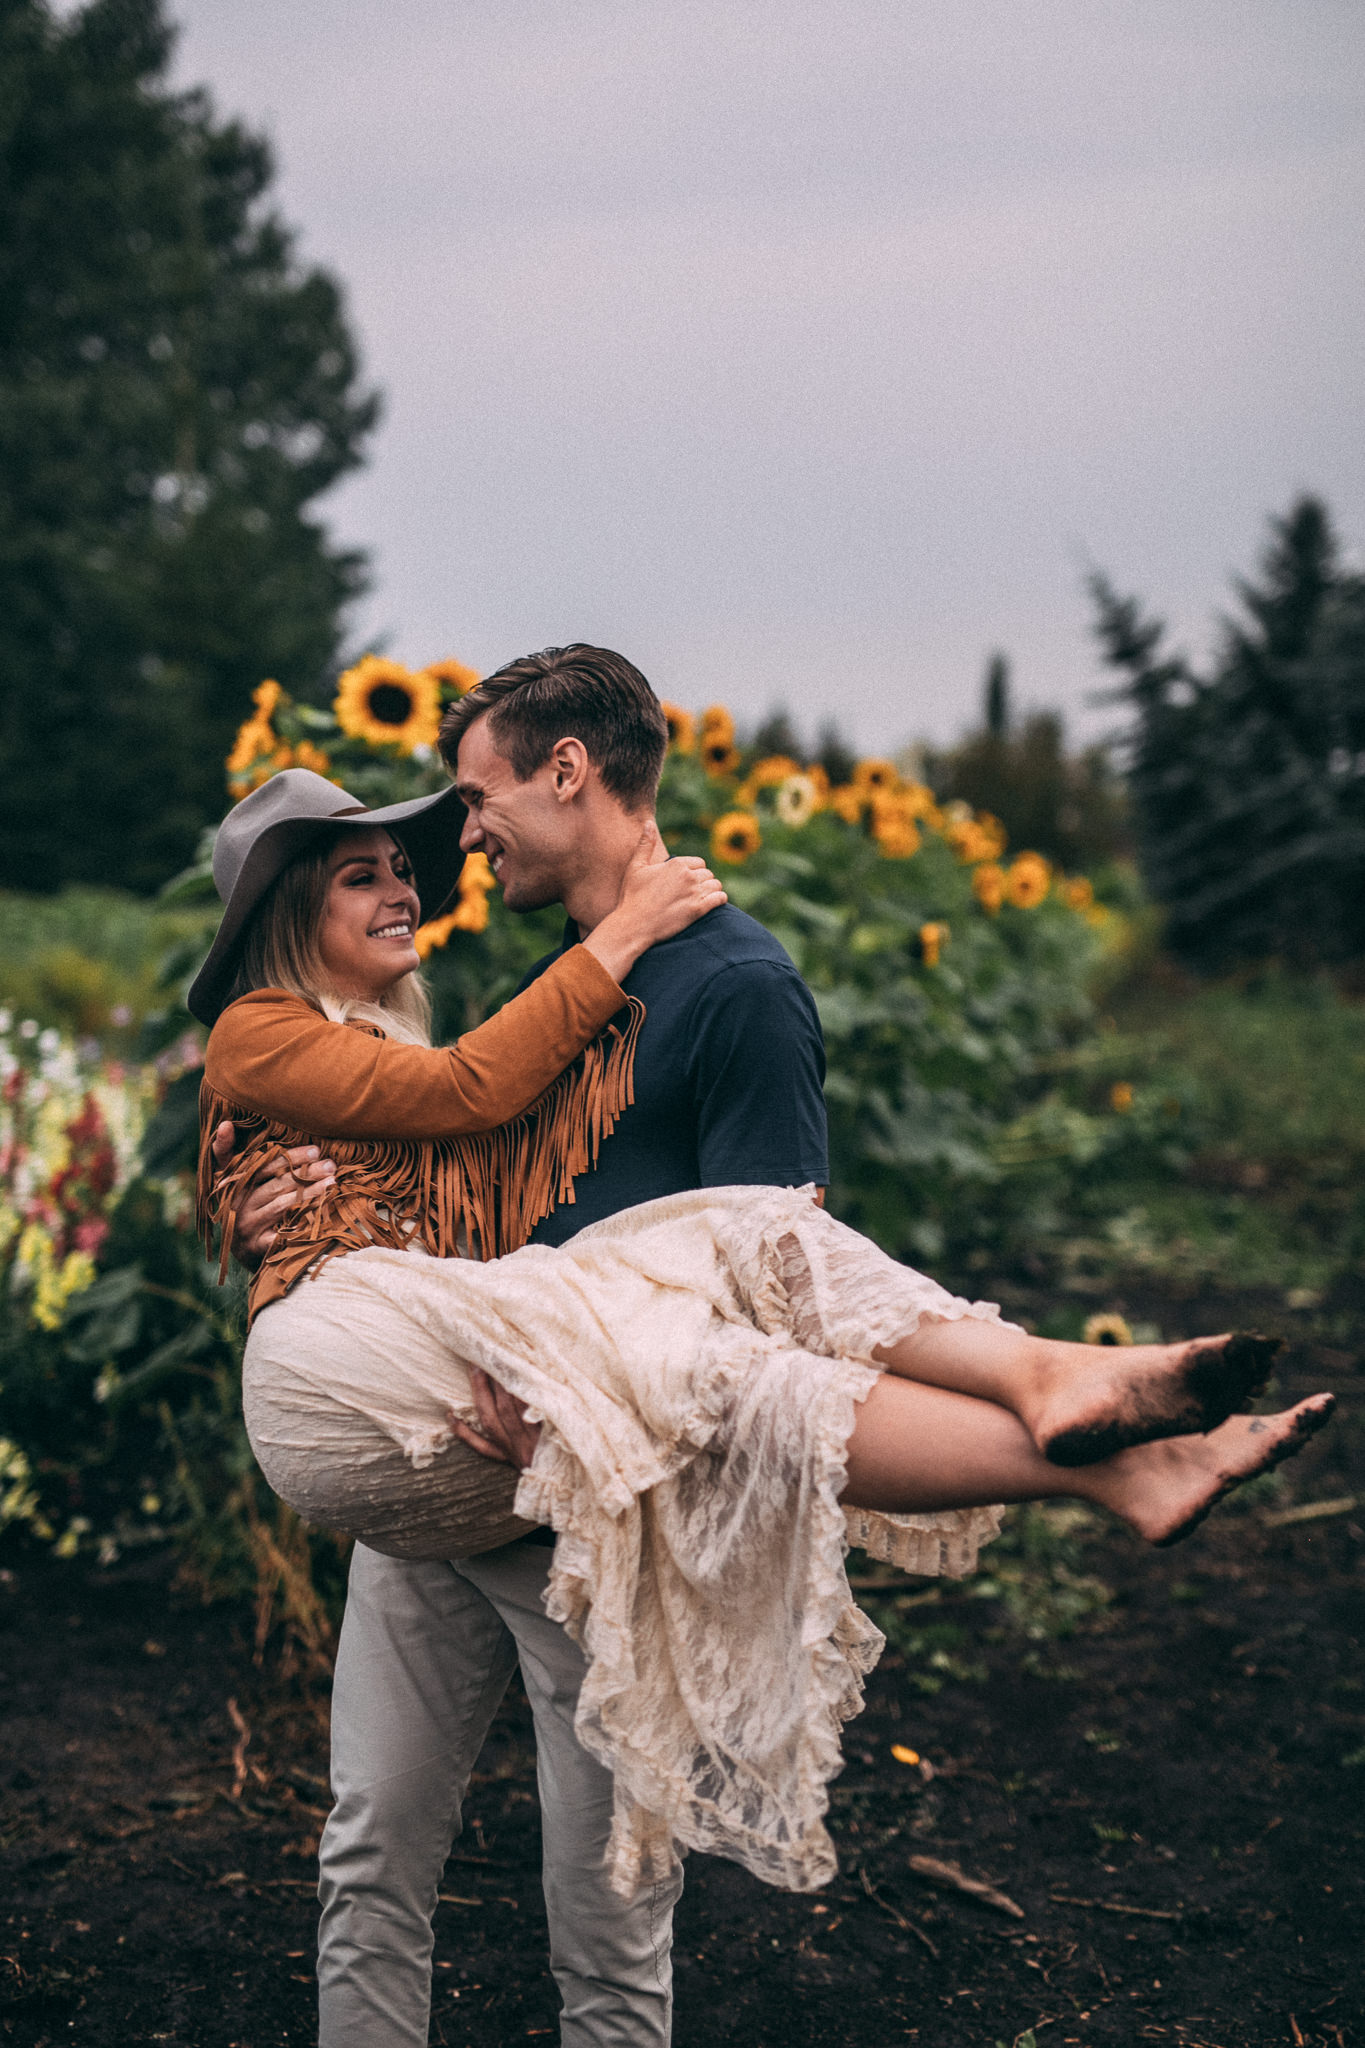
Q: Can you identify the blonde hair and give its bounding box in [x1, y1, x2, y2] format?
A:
[224, 826, 433, 1046]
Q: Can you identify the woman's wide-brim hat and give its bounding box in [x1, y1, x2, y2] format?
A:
[186, 769, 468, 1027]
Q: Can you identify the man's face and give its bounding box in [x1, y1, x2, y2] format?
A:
[453, 715, 575, 912]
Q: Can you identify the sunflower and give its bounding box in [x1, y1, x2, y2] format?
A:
[869, 790, 921, 859]
[421, 656, 482, 700]
[975, 811, 1007, 860]
[225, 679, 288, 789]
[1005, 851, 1052, 909]
[699, 704, 735, 744]
[829, 785, 865, 824]
[1063, 875, 1095, 912]
[414, 852, 497, 954]
[292, 740, 333, 777]
[972, 861, 1006, 915]
[919, 921, 949, 967]
[944, 818, 983, 863]
[751, 755, 802, 788]
[711, 811, 761, 864]
[899, 780, 941, 824]
[1110, 1081, 1134, 1114]
[226, 714, 273, 781]
[774, 773, 821, 828]
[802, 762, 831, 805]
[1082, 1312, 1133, 1346]
[736, 756, 803, 807]
[661, 703, 697, 754]
[945, 815, 1004, 865]
[701, 736, 742, 777]
[851, 758, 900, 798]
[334, 656, 442, 754]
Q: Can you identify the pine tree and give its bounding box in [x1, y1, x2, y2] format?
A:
[1090, 497, 1365, 968]
[0, 0, 379, 891]
[926, 657, 1129, 871]
[984, 651, 1010, 739]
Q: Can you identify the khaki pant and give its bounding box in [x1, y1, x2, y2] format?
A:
[317, 1540, 681, 2046]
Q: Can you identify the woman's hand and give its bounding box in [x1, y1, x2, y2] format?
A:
[583, 824, 727, 983]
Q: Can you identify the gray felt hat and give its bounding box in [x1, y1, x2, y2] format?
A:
[187, 768, 467, 1027]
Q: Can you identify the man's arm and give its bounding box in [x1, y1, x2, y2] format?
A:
[210, 1122, 335, 1263]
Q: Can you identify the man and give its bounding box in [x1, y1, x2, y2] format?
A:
[229, 645, 829, 2046]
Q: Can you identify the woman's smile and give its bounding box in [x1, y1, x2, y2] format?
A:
[316, 827, 423, 998]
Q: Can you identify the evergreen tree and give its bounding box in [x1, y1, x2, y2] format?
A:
[749, 708, 804, 760]
[984, 651, 1010, 739]
[1090, 497, 1365, 969]
[925, 657, 1129, 871]
[0, 0, 378, 891]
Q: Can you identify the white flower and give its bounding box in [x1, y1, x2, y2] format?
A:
[775, 773, 820, 828]
[18, 1019, 38, 1040]
[0, 1008, 11, 1034]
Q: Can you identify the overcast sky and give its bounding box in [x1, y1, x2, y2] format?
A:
[161, 0, 1364, 751]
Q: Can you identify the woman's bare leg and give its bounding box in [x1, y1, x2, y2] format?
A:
[839, 1375, 1334, 1546]
[871, 1317, 1281, 1466]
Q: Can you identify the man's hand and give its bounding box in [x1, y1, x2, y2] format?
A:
[210, 1119, 335, 1266]
[449, 1366, 542, 1470]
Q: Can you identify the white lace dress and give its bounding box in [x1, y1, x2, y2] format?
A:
[243, 1184, 1007, 1894]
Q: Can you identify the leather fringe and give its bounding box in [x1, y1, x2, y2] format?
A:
[197, 996, 646, 1322]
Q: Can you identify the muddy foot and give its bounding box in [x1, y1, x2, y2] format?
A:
[1038, 1331, 1283, 1468]
[1098, 1393, 1336, 1547]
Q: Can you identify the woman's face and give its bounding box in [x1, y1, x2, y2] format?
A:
[316, 828, 422, 999]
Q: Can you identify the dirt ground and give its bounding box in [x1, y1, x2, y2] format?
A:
[2, 1285, 1362, 2048]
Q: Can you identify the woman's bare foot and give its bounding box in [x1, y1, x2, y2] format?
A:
[1083, 1393, 1335, 1546]
[1029, 1330, 1282, 1468]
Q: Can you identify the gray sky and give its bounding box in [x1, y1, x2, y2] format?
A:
[164, 0, 1364, 751]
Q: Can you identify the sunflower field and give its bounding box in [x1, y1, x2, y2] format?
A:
[2, 653, 1164, 1621]
[233, 663, 1138, 1268]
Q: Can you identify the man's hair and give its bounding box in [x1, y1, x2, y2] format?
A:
[438, 645, 668, 811]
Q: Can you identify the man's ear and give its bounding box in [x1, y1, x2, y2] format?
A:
[549, 736, 591, 802]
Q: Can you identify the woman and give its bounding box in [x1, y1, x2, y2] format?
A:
[194, 769, 1332, 1896]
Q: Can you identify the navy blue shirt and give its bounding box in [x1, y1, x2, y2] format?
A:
[521, 904, 829, 1247]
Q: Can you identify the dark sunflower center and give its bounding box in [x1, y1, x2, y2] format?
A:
[367, 683, 415, 726]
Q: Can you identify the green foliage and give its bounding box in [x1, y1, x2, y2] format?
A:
[923, 655, 1132, 873]
[970, 1503, 1112, 1644]
[0, 0, 378, 894]
[1091, 496, 1365, 969]
[0, 886, 213, 1038]
[1070, 971, 1365, 1297]
[414, 728, 1135, 1271]
[0, 1023, 345, 1659]
[212, 669, 1138, 1279]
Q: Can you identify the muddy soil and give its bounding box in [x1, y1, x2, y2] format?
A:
[2, 1292, 1362, 2048]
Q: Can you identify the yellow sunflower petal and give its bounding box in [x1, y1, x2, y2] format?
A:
[334, 656, 442, 754]
[710, 810, 761, 864]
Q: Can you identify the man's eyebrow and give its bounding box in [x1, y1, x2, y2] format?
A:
[452, 780, 482, 801]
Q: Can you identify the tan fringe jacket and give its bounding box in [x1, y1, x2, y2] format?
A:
[197, 948, 644, 1323]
